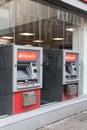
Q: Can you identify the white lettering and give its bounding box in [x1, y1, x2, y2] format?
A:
[18, 54, 36, 58]
[66, 56, 75, 60]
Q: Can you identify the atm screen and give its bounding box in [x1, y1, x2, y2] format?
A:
[66, 62, 72, 74]
[17, 65, 29, 80]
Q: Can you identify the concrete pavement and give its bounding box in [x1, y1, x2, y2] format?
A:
[38, 111, 87, 130]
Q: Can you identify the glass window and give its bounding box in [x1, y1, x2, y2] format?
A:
[0, 0, 14, 44]
[0, 0, 85, 117]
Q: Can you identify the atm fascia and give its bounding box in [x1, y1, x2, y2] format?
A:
[0, 44, 43, 115]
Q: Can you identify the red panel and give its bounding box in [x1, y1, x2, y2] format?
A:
[62, 93, 77, 101]
[17, 51, 38, 61]
[13, 89, 40, 114]
[81, 0, 87, 3]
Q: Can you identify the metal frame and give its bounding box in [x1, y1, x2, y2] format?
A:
[12, 45, 43, 92]
[0, 95, 87, 130]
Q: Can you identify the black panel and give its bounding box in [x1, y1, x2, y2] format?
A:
[43, 49, 52, 90]
[0, 46, 13, 116]
[41, 49, 63, 104]
[0, 48, 4, 115]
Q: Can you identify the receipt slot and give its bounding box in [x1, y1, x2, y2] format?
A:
[0, 45, 43, 115]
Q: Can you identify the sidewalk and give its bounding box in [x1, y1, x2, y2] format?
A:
[38, 111, 87, 130]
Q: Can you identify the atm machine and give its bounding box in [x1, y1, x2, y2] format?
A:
[62, 50, 79, 100]
[0, 44, 43, 115]
[41, 49, 79, 104]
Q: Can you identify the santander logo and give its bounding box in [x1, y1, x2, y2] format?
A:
[17, 51, 38, 61]
[18, 53, 22, 58]
[80, 0, 87, 3]
[65, 54, 77, 61]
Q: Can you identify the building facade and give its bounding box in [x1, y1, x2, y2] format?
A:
[0, 0, 87, 129]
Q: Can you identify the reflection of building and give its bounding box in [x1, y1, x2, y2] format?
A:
[0, 0, 87, 130]
[0, 0, 85, 48]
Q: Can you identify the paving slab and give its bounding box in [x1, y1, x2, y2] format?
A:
[38, 111, 87, 130]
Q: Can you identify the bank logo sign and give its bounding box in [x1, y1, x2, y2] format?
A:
[17, 51, 38, 61]
[80, 0, 87, 3]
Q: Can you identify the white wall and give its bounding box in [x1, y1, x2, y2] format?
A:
[82, 19, 87, 94]
[73, 18, 87, 95]
[0, 8, 9, 30]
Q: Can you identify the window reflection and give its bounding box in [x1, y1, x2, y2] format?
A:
[0, 0, 84, 117]
[0, 0, 83, 48]
[0, 0, 14, 44]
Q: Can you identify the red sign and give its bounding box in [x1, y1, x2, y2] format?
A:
[81, 0, 87, 3]
[17, 51, 38, 61]
[65, 54, 77, 62]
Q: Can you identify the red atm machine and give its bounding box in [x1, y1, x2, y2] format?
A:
[0, 45, 43, 115]
[62, 50, 79, 101]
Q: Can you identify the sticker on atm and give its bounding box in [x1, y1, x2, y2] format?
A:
[65, 54, 77, 62]
[17, 51, 38, 61]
